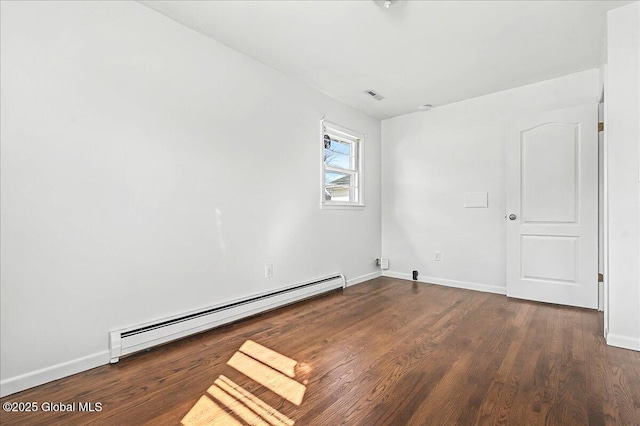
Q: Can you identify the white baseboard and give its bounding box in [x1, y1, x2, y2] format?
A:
[382, 271, 506, 295]
[0, 350, 110, 398]
[346, 270, 382, 287]
[606, 333, 640, 351]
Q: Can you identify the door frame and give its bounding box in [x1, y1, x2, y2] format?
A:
[600, 71, 609, 338]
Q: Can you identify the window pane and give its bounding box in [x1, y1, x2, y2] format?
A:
[324, 169, 358, 203]
[325, 137, 351, 155]
[324, 137, 355, 170]
[324, 149, 351, 170]
[324, 186, 354, 202]
[325, 171, 353, 187]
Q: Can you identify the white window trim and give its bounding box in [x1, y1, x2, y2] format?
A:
[320, 119, 365, 210]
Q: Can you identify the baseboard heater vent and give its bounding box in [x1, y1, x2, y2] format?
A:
[109, 274, 345, 363]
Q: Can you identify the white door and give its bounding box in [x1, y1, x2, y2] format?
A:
[506, 104, 598, 309]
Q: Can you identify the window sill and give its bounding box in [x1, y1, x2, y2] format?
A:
[321, 203, 365, 211]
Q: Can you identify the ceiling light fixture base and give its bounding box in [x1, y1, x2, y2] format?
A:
[377, 0, 399, 10]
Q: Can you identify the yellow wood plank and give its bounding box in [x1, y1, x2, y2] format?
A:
[227, 351, 306, 406]
[181, 395, 243, 426]
[216, 375, 295, 426]
[239, 340, 297, 378]
[207, 384, 270, 426]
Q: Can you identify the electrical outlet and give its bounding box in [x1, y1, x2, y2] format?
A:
[265, 264, 273, 278]
[434, 251, 441, 261]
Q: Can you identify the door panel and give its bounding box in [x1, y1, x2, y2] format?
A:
[521, 235, 577, 282]
[521, 124, 578, 223]
[507, 104, 598, 309]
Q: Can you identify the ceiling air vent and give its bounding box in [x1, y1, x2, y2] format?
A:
[365, 90, 385, 101]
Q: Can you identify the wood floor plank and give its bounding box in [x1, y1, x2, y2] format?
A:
[582, 311, 620, 425]
[1, 277, 639, 426]
[473, 301, 536, 425]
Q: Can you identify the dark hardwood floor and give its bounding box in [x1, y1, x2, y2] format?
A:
[1, 277, 639, 425]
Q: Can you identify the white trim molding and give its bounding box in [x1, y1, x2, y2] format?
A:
[346, 271, 382, 287]
[606, 334, 640, 352]
[320, 204, 365, 211]
[0, 351, 110, 398]
[382, 271, 507, 295]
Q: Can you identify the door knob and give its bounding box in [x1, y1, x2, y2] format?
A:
[509, 214, 517, 220]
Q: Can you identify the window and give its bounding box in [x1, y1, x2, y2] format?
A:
[321, 121, 363, 208]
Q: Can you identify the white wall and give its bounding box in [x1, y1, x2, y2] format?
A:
[605, 2, 640, 351]
[0, 1, 381, 395]
[382, 70, 599, 293]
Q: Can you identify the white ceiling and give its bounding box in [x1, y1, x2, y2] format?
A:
[141, 1, 630, 120]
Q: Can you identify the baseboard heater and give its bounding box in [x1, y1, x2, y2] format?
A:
[109, 274, 345, 363]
